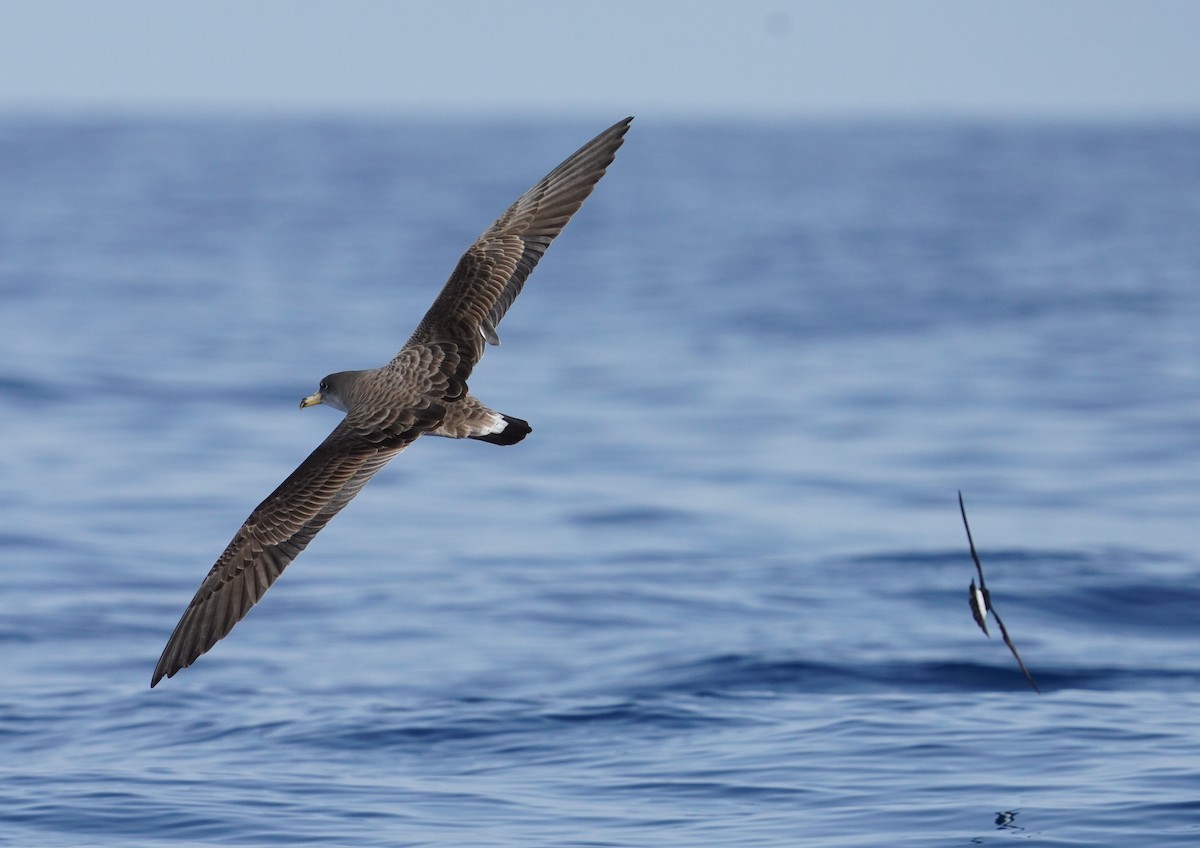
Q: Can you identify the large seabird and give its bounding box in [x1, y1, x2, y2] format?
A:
[152, 118, 632, 686]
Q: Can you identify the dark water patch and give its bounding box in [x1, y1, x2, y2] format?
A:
[626, 652, 1200, 697]
[1062, 583, 1200, 632]
[570, 506, 698, 527]
[273, 694, 745, 758]
[0, 373, 70, 405]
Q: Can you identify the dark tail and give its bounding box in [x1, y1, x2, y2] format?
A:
[472, 414, 531, 446]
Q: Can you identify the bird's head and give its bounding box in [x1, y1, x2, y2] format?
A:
[300, 371, 360, 413]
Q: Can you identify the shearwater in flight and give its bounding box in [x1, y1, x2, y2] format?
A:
[958, 491, 1040, 693]
[153, 118, 632, 686]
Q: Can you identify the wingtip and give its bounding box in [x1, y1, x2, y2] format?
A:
[152, 639, 188, 688]
[596, 117, 633, 151]
[150, 659, 171, 688]
[603, 116, 634, 140]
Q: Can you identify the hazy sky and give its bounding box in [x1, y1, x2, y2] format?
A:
[2, 0, 1198, 119]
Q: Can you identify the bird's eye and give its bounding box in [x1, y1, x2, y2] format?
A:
[320, 380, 329, 391]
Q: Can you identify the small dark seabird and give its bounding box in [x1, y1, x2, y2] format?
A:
[152, 118, 632, 686]
[958, 491, 1040, 693]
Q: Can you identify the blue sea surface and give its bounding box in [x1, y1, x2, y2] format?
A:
[2, 116, 1200, 846]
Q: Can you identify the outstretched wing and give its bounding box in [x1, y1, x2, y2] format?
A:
[151, 423, 410, 686]
[403, 117, 632, 379]
[989, 600, 1041, 694]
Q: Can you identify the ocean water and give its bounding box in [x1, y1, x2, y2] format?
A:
[2, 116, 1199, 846]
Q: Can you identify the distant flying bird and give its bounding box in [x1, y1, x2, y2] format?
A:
[152, 118, 633, 686]
[958, 491, 1040, 693]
